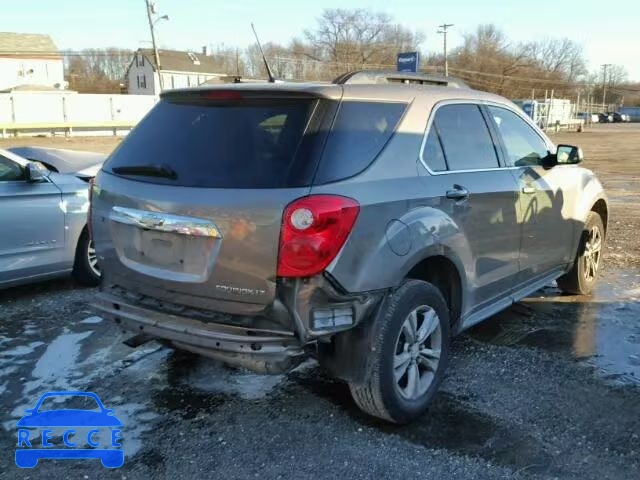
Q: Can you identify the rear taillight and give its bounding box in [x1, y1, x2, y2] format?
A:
[277, 195, 360, 277]
[87, 178, 95, 240]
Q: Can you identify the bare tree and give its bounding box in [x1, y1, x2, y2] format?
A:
[447, 25, 589, 98]
[64, 48, 132, 93]
[302, 8, 423, 75]
[526, 38, 587, 82]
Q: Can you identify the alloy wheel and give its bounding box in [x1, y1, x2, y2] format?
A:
[87, 240, 100, 277]
[393, 305, 442, 400]
[583, 226, 602, 282]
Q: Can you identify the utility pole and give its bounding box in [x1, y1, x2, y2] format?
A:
[145, 0, 164, 91]
[601, 63, 611, 112]
[437, 23, 454, 76]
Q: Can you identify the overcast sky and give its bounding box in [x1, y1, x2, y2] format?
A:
[3, 0, 639, 80]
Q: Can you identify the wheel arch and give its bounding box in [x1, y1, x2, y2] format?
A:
[590, 198, 608, 235]
[404, 253, 464, 329]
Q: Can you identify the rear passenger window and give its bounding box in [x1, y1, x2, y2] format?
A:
[422, 127, 447, 171]
[431, 104, 499, 171]
[313, 101, 406, 184]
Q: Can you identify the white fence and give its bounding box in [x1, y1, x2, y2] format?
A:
[0, 92, 157, 137]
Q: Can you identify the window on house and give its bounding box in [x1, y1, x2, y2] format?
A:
[187, 52, 200, 64]
[137, 75, 141, 88]
[141, 75, 147, 89]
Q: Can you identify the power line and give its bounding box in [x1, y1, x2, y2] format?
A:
[437, 23, 454, 76]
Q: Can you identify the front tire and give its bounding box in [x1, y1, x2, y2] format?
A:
[557, 211, 605, 295]
[349, 280, 450, 423]
[72, 229, 101, 286]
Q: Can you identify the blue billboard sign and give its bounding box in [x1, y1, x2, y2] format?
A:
[396, 52, 420, 73]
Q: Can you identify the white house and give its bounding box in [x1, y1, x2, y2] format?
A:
[126, 49, 225, 95]
[0, 32, 65, 91]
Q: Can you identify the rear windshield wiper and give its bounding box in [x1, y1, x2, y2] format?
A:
[111, 164, 177, 180]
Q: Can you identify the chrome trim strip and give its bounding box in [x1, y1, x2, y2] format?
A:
[110, 206, 222, 238]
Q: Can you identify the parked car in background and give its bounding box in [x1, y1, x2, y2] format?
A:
[610, 112, 629, 123]
[577, 112, 599, 123]
[90, 72, 608, 423]
[0, 148, 103, 289]
[8, 147, 106, 177]
[598, 113, 613, 123]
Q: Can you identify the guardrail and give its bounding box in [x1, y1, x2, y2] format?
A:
[0, 120, 137, 138]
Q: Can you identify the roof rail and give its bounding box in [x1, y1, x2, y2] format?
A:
[332, 70, 469, 88]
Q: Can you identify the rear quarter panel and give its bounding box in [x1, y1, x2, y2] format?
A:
[311, 92, 472, 306]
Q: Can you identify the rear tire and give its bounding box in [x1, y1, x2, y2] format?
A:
[348, 280, 450, 423]
[72, 229, 101, 286]
[557, 211, 604, 295]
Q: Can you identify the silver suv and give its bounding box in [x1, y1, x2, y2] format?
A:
[91, 72, 608, 423]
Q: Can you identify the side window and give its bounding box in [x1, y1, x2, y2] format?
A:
[0, 155, 25, 181]
[314, 101, 407, 184]
[488, 106, 549, 167]
[422, 126, 447, 172]
[433, 104, 499, 170]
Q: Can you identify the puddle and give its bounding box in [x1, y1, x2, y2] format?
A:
[79, 315, 104, 324]
[291, 369, 554, 474]
[467, 271, 640, 385]
[152, 350, 286, 418]
[111, 403, 160, 458]
[184, 359, 284, 400]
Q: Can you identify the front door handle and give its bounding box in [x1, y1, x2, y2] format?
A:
[445, 185, 469, 200]
[522, 186, 536, 194]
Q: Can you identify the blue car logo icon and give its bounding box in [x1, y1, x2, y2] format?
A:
[16, 391, 123, 468]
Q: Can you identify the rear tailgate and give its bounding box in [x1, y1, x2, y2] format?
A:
[92, 88, 338, 314]
[92, 174, 308, 312]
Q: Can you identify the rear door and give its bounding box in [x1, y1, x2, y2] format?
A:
[0, 153, 65, 285]
[485, 105, 575, 282]
[92, 91, 335, 313]
[419, 102, 521, 316]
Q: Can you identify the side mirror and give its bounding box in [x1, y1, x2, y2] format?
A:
[25, 162, 49, 182]
[555, 144, 583, 165]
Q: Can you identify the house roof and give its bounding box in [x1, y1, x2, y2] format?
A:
[137, 49, 223, 74]
[0, 32, 60, 58]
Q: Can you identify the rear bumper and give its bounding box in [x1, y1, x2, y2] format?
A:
[93, 292, 305, 373]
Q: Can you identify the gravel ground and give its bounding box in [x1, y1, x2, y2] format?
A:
[1, 124, 639, 479]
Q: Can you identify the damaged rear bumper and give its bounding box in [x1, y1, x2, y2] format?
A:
[92, 275, 384, 374]
[93, 291, 305, 373]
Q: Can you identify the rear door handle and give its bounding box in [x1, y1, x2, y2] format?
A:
[522, 186, 536, 194]
[445, 185, 469, 200]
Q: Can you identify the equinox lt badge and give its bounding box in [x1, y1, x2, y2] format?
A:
[215, 284, 266, 296]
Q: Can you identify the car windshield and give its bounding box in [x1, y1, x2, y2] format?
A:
[37, 395, 101, 412]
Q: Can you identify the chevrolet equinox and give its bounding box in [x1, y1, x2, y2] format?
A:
[90, 71, 608, 423]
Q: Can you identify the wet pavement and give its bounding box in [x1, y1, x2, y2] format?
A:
[1, 271, 639, 479]
[467, 271, 640, 386]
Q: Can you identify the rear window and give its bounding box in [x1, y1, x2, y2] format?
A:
[104, 97, 317, 188]
[313, 101, 407, 184]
